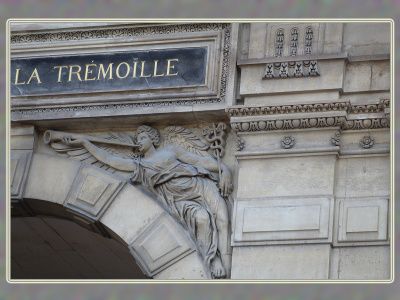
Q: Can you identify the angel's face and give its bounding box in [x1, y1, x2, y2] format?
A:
[137, 132, 153, 153]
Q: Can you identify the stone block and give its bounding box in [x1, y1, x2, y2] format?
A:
[237, 155, 336, 198]
[231, 244, 331, 279]
[335, 198, 389, 245]
[343, 23, 391, 56]
[335, 156, 390, 198]
[11, 150, 32, 199]
[323, 23, 343, 53]
[244, 91, 340, 106]
[24, 154, 81, 204]
[99, 184, 165, 245]
[343, 62, 372, 92]
[340, 130, 390, 152]
[248, 23, 267, 59]
[371, 60, 390, 91]
[11, 125, 37, 150]
[129, 213, 195, 277]
[232, 197, 333, 245]
[236, 128, 340, 154]
[154, 252, 207, 280]
[330, 246, 391, 280]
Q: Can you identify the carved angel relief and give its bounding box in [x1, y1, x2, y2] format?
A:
[44, 125, 233, 279]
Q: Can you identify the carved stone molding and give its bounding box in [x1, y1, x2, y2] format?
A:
[11, 98, 223, 115]
[231, 116, 346, 132]
[343, 118, 389, 130]
[227, 101, 351, 117]
[227, 100, 390, 132]
[11, 23, 232, 116]
[263, 60, 320, 79]
[11, 23, 230, 44]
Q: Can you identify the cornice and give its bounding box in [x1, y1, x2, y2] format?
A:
[226, 99, 389, 117]
[227, 99, 390, 132]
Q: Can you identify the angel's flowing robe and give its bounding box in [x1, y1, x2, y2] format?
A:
[129, 156, 221, 271]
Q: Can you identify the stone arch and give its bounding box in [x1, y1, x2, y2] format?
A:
[13, 153, 207, 280]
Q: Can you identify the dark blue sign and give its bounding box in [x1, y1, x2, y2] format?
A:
[11, 47, 207, 96]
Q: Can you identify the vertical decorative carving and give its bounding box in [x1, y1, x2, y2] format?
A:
[275, 29, 285, 57]
[263, 63, 276, 79]
[237, 138, 245, 151]
[331, 131, 340, 146]
[308, 60, 320, 77]
[293, 61, 304, 77]
[304, 26, 314, 55]
[278, 62, 290, 78]
[290, 28, 299, 56]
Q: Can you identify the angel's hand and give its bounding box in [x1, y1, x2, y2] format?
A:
[219, 172, 233, 197]
[61, 136, 88, 147]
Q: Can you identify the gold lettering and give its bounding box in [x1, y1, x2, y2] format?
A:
[132, 59, 138, 78]
[26, 68, 42, 84]
[116, 62, 130, 79]
[84, 64, 97, 81]
[153, 60, 164, 77]
[166, 59, 179, 76]
[53, 66, 68, 82]
[140, 61, 151, 78]
[14, 69, 25, 85]
[68, 65, 82, 82]
[97, 63, 113, 80]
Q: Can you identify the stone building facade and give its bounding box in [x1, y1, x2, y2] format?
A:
[9, 21, 392, 280]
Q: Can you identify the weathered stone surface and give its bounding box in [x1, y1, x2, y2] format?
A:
[330, 246, 390, 279]
[335, 156, 390, 198]
[343, 23, 391, 56]
[23, 154, 81, 204]
[231, 244, 331, 279]
[237, 155, 336, 198]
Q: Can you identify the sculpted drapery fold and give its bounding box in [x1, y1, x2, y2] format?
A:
[45, 125, 233, 279]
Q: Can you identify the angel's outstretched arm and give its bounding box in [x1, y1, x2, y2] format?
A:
[62, 137, 136, 172]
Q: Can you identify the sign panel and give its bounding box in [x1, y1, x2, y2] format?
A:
[11, 47, 207, 96]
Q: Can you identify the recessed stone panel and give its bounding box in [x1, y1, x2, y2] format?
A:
[129, 213, 195, 277]
[64, 164, 125, 219]
[233, 197, 333, 245]
[337, 198, 389, 243]
[76, 174, 110, 206]
[346, 206, 379, 233]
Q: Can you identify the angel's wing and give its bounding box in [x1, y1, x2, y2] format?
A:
[162, 126, 211, 157]
[49, 131, 137, 174]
